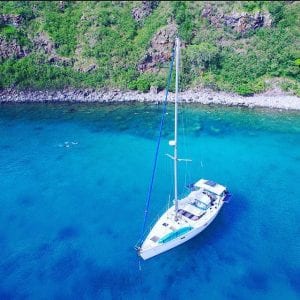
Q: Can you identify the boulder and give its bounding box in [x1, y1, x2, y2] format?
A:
[150, 85, 158, 94]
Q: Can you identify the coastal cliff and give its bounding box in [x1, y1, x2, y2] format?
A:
[0, 1, 299, 98]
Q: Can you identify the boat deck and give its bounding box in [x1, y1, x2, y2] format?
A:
[142, 186, 226, 249]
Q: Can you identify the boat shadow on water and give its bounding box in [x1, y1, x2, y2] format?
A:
[166, 192, 249, 255]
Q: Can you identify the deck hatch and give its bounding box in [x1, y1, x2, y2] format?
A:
[150, 236, 159, 242]
[205, 180, 217, 187]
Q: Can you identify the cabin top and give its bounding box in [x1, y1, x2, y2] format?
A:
[194, 179, 226, 196]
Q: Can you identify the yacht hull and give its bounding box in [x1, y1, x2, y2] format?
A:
[139, 200, 224, 260]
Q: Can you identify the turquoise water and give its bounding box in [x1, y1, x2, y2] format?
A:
[0, 102, 299, 299]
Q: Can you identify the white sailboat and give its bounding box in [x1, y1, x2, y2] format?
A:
[136, 38, 229, 260]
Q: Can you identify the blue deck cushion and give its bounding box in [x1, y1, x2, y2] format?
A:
[158, 226, 193, 244]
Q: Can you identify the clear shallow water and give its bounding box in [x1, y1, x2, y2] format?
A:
[0, 102, 299, 299]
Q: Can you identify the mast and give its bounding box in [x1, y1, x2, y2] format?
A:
[174, 37, 180, 219]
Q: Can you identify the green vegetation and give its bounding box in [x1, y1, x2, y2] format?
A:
[0, 25, 31, 47]
[41, 2, 83, 57]
[171, 1, 193, 43]
[0, 1, 299, 95]
[0, 54, 92, 90]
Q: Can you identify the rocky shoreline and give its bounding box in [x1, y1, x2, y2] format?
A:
[0, 88, 300, 110]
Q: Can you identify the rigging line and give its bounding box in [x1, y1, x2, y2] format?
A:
[180, 105, 187, 186]
[186, 108, 193, 182]
[165, 147, 173, 207]
[137, 46, 176, 246]
[180, 98, 191, 188]
[184, 110, 192, 184]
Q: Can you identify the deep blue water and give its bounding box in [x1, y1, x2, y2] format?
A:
[0, 102, 299, 299]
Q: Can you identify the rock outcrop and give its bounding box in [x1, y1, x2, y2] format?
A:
[33, 32, 55, 55]
[0, 36, 29, 60]
[33, 32, 73, 66]
[202, 4, 272, 33]
[0, 14, 23, 27]
[138, 22, 177, 72]
[131, 1, 159, 23]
